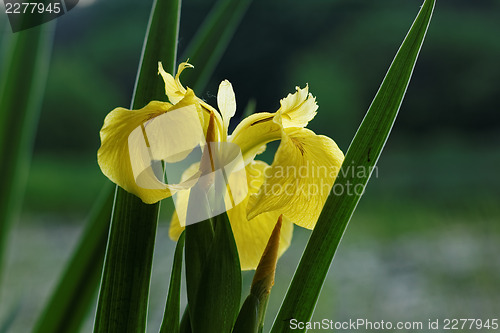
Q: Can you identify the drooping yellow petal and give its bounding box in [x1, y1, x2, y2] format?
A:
[230, 112, 282, 164]
[228, 161, 293, 270]
[169, 160, 293, 270]
[158, 61, 194, 104]
[98, 101, 172, 203]
[98, 92, 209, 204]
[247, 127, 344, 229]
[278, 84, 317, 128]
[217, 80, 236, 138]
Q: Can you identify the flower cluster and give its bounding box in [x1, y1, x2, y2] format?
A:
[97, 62, 344, 269]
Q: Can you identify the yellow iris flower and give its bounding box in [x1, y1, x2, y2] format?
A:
[97, 62, 344, 270]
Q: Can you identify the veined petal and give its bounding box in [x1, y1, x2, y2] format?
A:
[158, 61, 194, 104]
[217, 80, 236, 139]
[228, 161, 293, 270]
[229, 85, 318, 164]
[278, 84, 318, 128]
[169, 161, 293, 271]
[230, 112, 282, 164]
[247, 127, 344, 229]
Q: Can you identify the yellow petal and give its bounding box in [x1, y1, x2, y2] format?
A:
[169, 161, 293, 271]
[229, 85, 318, 164]
[217, 80, 236, 138]
[98, 93, 208, 204]
[158, 61, 194, 104]
[247, 127, 344, 229]
[169, 162, 200, 240]
[169, 207, 185, 241]
[227, 161, 293, 270]
[98, 101, 172, 203]
[143, 90, 207, 164]
[230, 112, 282, 164]
[278, 84, 318, 128]
[158, 61, 225, 139]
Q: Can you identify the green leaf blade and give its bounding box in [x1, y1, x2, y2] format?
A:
[93, 0, 182, 331]
[189, 213, 242, 333]
[270, 1, 436, 332]
[184, 218, 214, 316]
[133, 0, 182, 107]
[94, 190, 160, 333]
[232, 294, 259, 333]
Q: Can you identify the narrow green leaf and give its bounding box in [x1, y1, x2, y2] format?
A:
[93, 0, 181, 331]
[94, 190, 160, 333]
[133, 0, 182, 105]
[184, 179, 215, 316]
[159, 232, 185, 333]
[185, 219, 214, 316]
[232, 294, 259, 333]
[0, 22, 54, 284]
[271, 1, 435, 332]
[33, 183, 113, 333]
[190, 213, 241, 333]
[180, 0, 252, 91]
[181, 0, 253, 315]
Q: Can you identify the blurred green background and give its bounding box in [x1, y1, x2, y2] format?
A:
[1, 0, 499, 332]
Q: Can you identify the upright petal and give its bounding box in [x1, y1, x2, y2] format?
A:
[247, 127, 344, 229]
[229, 85, 318, 164]
[278, 84, 318, 128]
[217, 80, 236, 138]
[158, 61, 194, 104]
